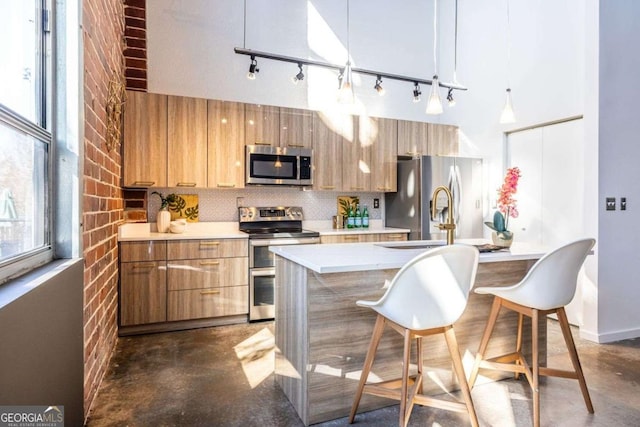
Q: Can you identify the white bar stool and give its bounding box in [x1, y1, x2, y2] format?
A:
[468, 238, 596, 427]
[349, 244, 480, 427]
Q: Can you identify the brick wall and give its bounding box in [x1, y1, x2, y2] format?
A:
[124, 0, 147, 91]
[82, 0, 125, 417]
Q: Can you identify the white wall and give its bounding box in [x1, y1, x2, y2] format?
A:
[145, 1, 640, 341]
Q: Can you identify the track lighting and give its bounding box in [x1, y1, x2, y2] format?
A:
[291, 63, 304, 85]
[500, 88, 516, 124]
[426, 75, 443, 115]
[447, 88, 456, 107]
[374, 75, 385, 96]
[247, 56, 259, 80]
[337, 62, 355, 104]
[413, 83, 421, 103]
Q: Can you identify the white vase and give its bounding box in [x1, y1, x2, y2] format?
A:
[492, 231, 514, 248]
[156, 209, 171, 233]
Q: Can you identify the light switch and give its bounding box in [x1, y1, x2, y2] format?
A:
[606, 197, 616, 211]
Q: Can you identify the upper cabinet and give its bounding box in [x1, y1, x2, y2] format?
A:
[208, 100, 245, 189]
[312, 112, 344, 191]
[167, 96, 208, 188]
[343, 115, 371, 192]
[123, 91, 167, 187]
[428, 124, 459, 156]
[245, 104, 279, 146]
[279, 107, 313, 148]
[367, 117, 398, 192]
[397, 120, 429, 157]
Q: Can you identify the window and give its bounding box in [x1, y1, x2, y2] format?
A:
[0, 0, 53, 283]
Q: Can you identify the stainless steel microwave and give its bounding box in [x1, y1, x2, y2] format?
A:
[245, 145, 312, 186]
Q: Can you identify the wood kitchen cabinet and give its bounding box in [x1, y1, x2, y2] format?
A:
[166, 239, 248, 322]
[366, 116, 398, 192]
[428, 123, 459, 155]
[279, 107, 313, 148]
[397, 119, 429, 157]
[312, 112, 344, 191]
[208, 100, 245, 189]
[123, 91, 167, 187]
[167, 95, 208, 188]
[245, 104, 279, 146]
[343, 115, 371, 192]
[320, 232, 408, 244]
[119, 241, 167, 326]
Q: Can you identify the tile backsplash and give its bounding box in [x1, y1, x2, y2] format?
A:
[147, 187, 385, 222]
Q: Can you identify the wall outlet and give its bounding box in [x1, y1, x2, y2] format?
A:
[606, 197, 616, 211]
[621, 197, 627, 211]
[373, 198, 379, 209]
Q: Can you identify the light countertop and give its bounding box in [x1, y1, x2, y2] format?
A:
[118, 222, 247, 241]
[118, 220, 410, 242]
[270, 240, 549, 274]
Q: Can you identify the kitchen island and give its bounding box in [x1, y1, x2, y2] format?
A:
[271, 240, 548, 425]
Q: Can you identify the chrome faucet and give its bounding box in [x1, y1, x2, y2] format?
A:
[431, 186, 456, 245]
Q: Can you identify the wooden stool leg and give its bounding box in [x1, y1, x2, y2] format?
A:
[532, 309, 540, 427]
[417, 336, 424, 394]
[444, 327, 479, 427]
[469, 296, 502, 388]
[557, 308, 594, 413]
[514, 312, 524, 380]
[399, 329, 413, 427]
[349, 315, 386, 424]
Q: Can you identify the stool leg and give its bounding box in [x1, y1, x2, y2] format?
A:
[399, 329, 412, 427]
[349, 315, 386, 424]
[417, 336, 424, 394]
[556, 307, 594, 413]
[514, 313, 524, 380]
[444, 327, 479, 427]
[532, 309, 540, 427]
[469, 296, 502, 388]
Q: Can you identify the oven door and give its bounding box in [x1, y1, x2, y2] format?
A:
[250, 269, 275, 321]
[249, 237, 320, 269]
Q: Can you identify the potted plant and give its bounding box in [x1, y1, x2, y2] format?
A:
[151, 191, 178, 233]
[485, 167, 521, 247]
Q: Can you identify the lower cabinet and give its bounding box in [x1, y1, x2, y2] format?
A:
[320, 232, 408, 244]
[119, 238, 249, 334]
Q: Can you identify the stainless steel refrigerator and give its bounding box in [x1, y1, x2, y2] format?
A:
[385, 156, 484, 241]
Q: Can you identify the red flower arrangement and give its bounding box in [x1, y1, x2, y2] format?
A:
[497, 167, 522, 225]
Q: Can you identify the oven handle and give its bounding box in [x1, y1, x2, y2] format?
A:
[249, 237, 320, 247]
[250, 268, 275, 277]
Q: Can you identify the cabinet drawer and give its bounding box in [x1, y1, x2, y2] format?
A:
[120, 241, 167, 262]
[167, 257, 248, 291]
[167, 239, 248, 259]
[120, 261, 167, 326]
[377, 233, 408, 242]
[320, 234, 369, 244]
[167, 286, 248, 321]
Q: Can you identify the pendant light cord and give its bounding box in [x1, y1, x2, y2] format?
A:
[243, 0, 247, 49]
[453, 0, 458, 83]
[433, 0, 438, 74]
[346, 0, 350, 62]
[505, 0, 511, 88]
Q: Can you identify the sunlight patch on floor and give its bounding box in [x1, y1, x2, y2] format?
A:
[233, 327, 275, 389]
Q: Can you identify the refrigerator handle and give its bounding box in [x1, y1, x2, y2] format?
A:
[448, 165, 462, 226]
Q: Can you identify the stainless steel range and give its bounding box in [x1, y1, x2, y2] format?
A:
[239, 206, 320, 321]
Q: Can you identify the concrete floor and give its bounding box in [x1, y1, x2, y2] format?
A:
[86, 320, 640, 426]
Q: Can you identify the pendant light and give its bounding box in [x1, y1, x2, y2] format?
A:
[426, 0, 443, 115]
[337, 0, 355, 104]
[500, 0, 516, 123]
[447, 0, 460, 107]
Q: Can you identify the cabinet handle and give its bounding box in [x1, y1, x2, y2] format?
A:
[350, 187, 365, 191]
[377, 187, 392, 191]
[254, 142, 271, 146]
[217, 183, 236, 188]
[200, 290, 221, 295]
[344, 236, 359, 241]
[404, 151, 419, 156]
[320, 185, 336, 190]
[176, 182, 196, 187]
[199, 261, 220, 266]
[131, 181, 155, 187]
[132, 263, 155, 269]
[287, 144, 304, 148]
[200, 242, 220, 247]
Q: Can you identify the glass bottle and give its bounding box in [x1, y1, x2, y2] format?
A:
[347, 205, 355, 229]
[354, 204, 362, 228]
[362, 205, 369, 228]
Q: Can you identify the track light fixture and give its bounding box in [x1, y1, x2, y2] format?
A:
[337, 62, 355, 104]
[247, 56, 259, 80]
[374, 75, 385, 96]
[446, 88, 456, 107]
[291, 63, 304, 85]
[413, 83, 422, 103]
